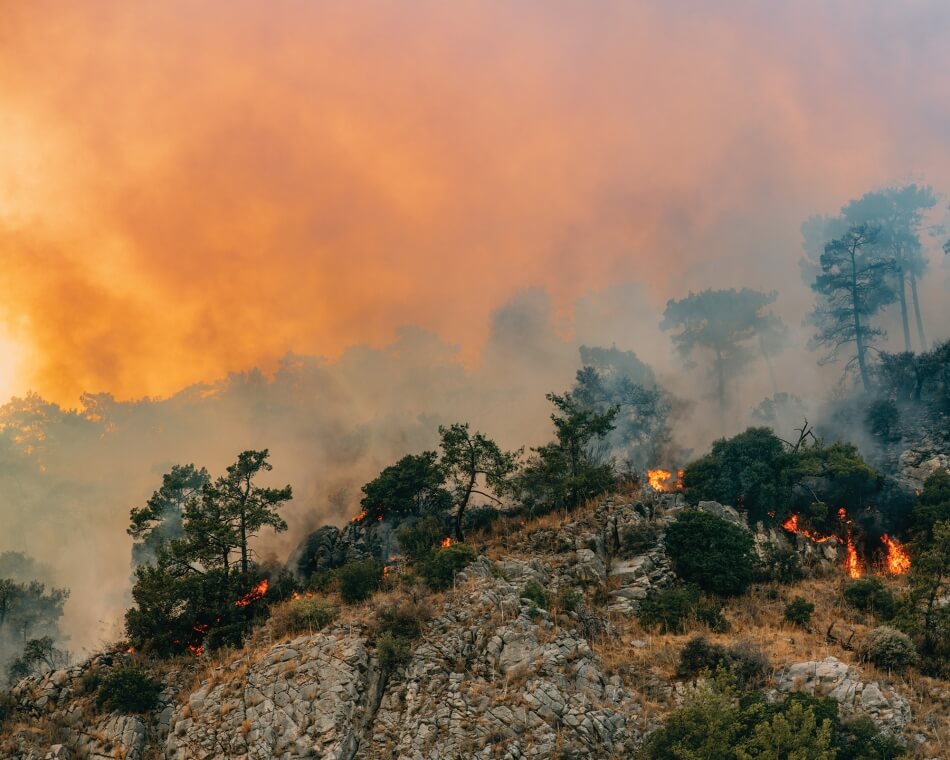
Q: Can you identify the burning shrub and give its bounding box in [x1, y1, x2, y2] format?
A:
[863, 626, 918, 671]
[337, 560, 384, 604]
[95, 666, 161, 714]
[842, 578, 896, 620]
[676, 636, 769, 687]
[420, 542, 477, 590]
[637, 585, 727, 634]
[664, 511, 757, 596]
[783, 596, 815, 628]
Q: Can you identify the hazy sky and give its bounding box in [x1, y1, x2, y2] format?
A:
[1, 0, 948, 405]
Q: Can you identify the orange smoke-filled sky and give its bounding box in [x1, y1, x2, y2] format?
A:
[1, 0, 948, 404]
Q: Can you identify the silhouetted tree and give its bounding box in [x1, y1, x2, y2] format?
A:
[513, 393, 617, 512]
[808, 223, 896, 391]
[661, 288, 787, 430]
[438, 423, 518, 541]
[359, 452, 451, 522]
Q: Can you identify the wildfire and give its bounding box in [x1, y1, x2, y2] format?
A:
[440, 536, 455, 548]
[351, 510, 367, 523]
[781, 514, 839, 544]
[291, 591, 315, 601]
[647, 469, 673, 491]
[881, 534, 911, 575]
[235, 578, 269, 607]
[845, 532, 862, 579]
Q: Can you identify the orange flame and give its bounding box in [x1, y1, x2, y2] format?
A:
[881, 534, 910, 575]
[351, 510, 367, 523]
[845, 532, 862, 579]
[647, 469, 673, 491]
[235, 578, 269, 607]
[440, 536, 454, 548]
[781, 514, 839, 544]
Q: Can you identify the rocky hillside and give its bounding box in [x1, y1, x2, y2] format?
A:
[2, 496, 948, 759]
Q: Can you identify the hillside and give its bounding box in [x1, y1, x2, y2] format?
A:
[2, 492, 947, 760]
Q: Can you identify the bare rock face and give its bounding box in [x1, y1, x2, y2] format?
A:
[775, 656, 911, 734]
[165, 633, 375, 759]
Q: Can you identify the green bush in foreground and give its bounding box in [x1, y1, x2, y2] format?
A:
[96, 666, 161, 714]
[420, 543, 477, 590]
[783, 596, 815, 628]
[842, 578, 896, 619]
[638, 585, 727, 634]
[337, 560, 384, 604]
[664, 511, 757, 596]
[864, 626, 918, 671]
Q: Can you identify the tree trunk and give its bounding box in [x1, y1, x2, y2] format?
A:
[896, 266, 912, 351]
[850, 248, 871, 392]
[909, 270, 927, 350]
[454, 469, 476, 542]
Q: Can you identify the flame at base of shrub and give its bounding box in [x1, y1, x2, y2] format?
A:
[646, 468, 684, 492]
[235, 578, 269, 607]
[881, 534, 911, 575]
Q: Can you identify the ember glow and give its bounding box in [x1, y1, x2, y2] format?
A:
[440, 537, 455, 549]
[235, 579, 269, 607]
[881, 534, 911, 575]
[351, 511, 367, 524]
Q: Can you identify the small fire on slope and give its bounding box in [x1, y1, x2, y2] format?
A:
[441, 537, 455, 548]
[647, 468, 683, 492]
[235, 578, 269, 607]
[881, 534, 911, 575]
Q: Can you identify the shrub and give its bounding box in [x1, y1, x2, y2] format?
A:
[555, 587, 583, 614]
[307, 567, 339, 593]
[463, 506, 502, 535]
[621, 523, 659, 556]
[396, 516, 445, 561]
[837, 715, 908, 760]
[95, 666, 161, 713]
[270, 596, 337, 636]
[638, 585, 726, 634]
[677, 636, 768, 687]
[420, 542, 477, 590]
[759, 543, 805, 584]
[374, 597, 431, 641]
[376, 631, 411, 671]
[784, 596, 815, 628]
[337, 560, 384, 604]
[521, 580, 550, 610]
[864, 626, 918, 671]
[664, 511, 757, 596]
[842, 578, 896, 619]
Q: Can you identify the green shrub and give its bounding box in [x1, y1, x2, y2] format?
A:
[374, 597, 431, 641]
[376, 631, 411, 671]
[638, 585, 726, 634]
[463, 507, 502, 535]
[555, 587, 583, 614]
[864, 626, 918, 671]
[784, 597, 815, 628]
[271, 596, 337, 636]
[96, 666, 161, 714]
[337, 560, 384, 604]
[842, 578, 896, 619]
[521, 580, 550, 610]
[664, 511, 757, 596]
[837, 715, 907, 760]
[865, 399, 899, 440]
[621, 523, 659, 555]
[759, 543, 805, 584]
[420, 543, 477, 591]
[396, 516, 445, 561]
[676, 636, 768, 687]
[307, 567, 339, 594]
